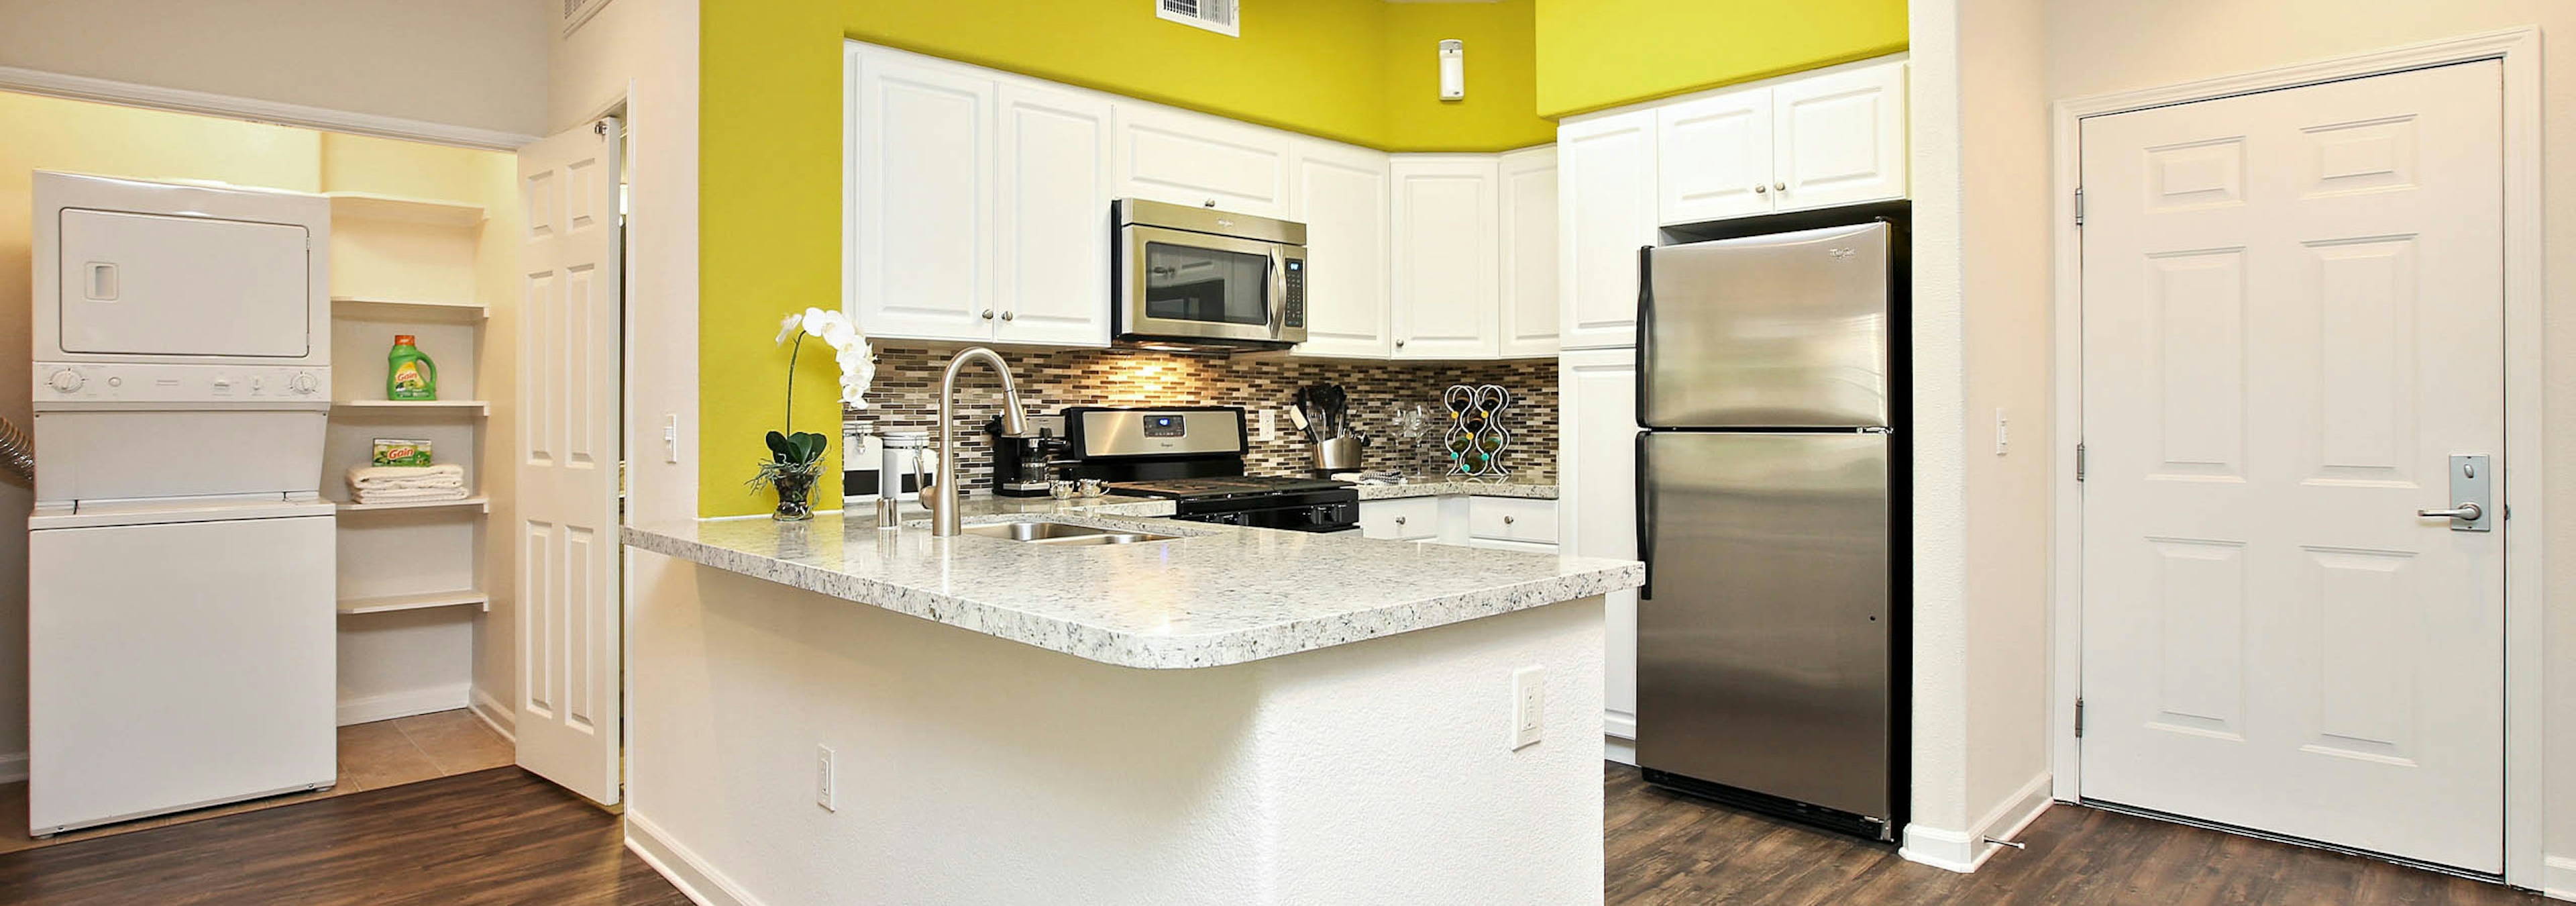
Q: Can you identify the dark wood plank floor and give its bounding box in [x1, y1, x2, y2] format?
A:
[1608, 764, 2546, 905]
[0, 766, 688, 906]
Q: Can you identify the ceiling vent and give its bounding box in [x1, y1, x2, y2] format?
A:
[1157, 0, 1240, 37]
[561, 0, 612, 36]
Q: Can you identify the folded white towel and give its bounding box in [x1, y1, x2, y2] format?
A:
[349, 464, 466, 491]
[352, 486, 472, 504]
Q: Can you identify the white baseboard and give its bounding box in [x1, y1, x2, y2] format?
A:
[1606, 736, 1637, 766]
[0, 751, 25, 783]
[469, 687, 518, 743]
[336, 683, 473, 726]
[1899, 772, 2054, 873]
[1605, 711, 1637, 765]
[2542, 854, 2576, 901]
[627, 811, 767, 906]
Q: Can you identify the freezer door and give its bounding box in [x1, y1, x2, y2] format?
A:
[1640, 222, 1892, 428]
[1636, 432, 1891, 819]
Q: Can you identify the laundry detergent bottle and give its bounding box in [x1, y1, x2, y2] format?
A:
[386, 335, 439, 401]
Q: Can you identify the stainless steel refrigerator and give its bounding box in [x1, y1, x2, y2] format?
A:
[1634, 210, 1907, 842]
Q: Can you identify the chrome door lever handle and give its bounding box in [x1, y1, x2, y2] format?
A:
[2419, 503, 2483, 521]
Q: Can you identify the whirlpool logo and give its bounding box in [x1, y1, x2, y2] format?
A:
[1827, 247, 1856, 260]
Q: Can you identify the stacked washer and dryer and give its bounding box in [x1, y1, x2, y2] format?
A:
[26, 172, 337, 835]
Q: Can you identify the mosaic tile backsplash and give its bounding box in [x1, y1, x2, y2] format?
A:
[845, 346, 1558, 491]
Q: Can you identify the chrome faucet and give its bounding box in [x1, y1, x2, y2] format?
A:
[928, 347, 1029, 536]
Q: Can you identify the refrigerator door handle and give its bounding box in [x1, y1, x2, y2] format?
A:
[1633, 245, 1655, 430]
[1635, 432, 1653, 600]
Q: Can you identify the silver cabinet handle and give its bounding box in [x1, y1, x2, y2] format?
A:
[1000, 311, 1014, 321]
[1503, 515, 1517, 525]
[1393, 515, 1407, 525]
[1774, 181, 1787, 191]
[2419, 503, 2484, 521]
[1203, 199, 1218, 208]
[981, 309, 995, 319]
[1753, 185, 1767, 194]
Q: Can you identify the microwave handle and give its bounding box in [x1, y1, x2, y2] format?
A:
[1267, 247, 1289, 337]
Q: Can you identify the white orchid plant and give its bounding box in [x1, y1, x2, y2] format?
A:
[755, 307, 875, 493]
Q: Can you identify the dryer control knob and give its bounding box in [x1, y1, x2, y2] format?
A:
[48, 369, 83, 393]
[289, 372, 320, 395]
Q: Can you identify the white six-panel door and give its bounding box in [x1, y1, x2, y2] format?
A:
[2078, 61, 2504, 872]
[516, 118, 626, 806]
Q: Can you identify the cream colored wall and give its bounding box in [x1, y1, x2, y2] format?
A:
[2044, 0, 2575, 875]
[0, 0, 548, 139]
[1958, 0, 2054, 830]
[0, 92, 327, 773]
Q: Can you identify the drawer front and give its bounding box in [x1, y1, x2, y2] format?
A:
[1358, 497, 1442, 540]
[1468, 497, 1558, 543]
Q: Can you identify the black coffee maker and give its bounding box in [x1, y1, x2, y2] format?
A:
[988, 413, 1068, 497]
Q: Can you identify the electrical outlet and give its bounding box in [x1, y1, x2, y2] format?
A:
[815, 744, 836, 811]
[663, 413, 682, 463]
[1260, 408, 1278, 442]
[1993, 408, 2010, 455]
[1511, 666, 1546, 750]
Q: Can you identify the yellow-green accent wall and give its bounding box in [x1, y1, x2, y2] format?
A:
[1533, 0, 1909, 118]
[698, 0, 1553, 515]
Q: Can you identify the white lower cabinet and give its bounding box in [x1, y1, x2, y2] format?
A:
[1356, 496, 1442, 541]
[1559, 348, 1640, 742]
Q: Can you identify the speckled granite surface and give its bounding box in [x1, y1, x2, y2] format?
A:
[1349, 480, 1559, 501]
[623, 503, 1638, 670]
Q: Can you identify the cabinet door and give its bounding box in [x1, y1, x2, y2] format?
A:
[1113, 103, 1290, 217]
[1559, 348, 1640, 740]
[1358, 497, 1442, 540]
[1496, 146, 1560, 358]
[1389, 156, 1499, 360]
[1656, 87, 1774, 224]
[994, 82, 1112, 346]
[1772, 62, 1909, 211]
[1287, 139, 1392, 358]
[1556, 111, 1657, 350]
[851, 50, 994, 341]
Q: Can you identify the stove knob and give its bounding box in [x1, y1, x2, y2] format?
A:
[48, 369, 83, 393]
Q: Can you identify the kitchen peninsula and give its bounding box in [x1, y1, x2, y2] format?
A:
[621, 500, 1640, 905]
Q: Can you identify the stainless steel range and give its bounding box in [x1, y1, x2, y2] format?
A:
[1055, 407, 1358, 533]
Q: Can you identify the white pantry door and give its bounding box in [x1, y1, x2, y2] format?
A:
[515, 118, 625, 805]
[2079, 61, 2504, 872]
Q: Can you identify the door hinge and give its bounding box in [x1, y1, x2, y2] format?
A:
[2075, 442, 2087, 482]
[2074, 697, 2086, 738]
[2074, 187, 2085, 226]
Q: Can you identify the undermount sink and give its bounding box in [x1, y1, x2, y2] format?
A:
[962, 521, 1181, 546]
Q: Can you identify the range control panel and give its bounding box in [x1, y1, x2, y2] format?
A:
[34, 362, 330, 405]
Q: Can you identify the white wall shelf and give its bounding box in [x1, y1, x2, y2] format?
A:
[337, 589, 490, 616]
[325, 191, 486, 227]
[337, 495, 490, 515]
[332, 296, 488, 322]
[332, 399, 490, 415]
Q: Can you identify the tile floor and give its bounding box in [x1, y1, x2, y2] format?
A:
[0, 708, 511, 856]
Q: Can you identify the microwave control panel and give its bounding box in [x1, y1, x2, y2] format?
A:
[1283, 258, 1305, 328]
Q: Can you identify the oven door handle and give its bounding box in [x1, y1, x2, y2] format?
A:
[1267, 246, 1289, 339]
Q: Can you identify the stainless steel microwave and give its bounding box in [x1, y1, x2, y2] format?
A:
[1113, 199, 1307, 350]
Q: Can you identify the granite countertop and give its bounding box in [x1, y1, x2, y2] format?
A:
[622, 497, 1638, 671]
[1347, 479, 1558, 501]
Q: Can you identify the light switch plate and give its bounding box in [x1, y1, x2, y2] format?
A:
[816, 744, 836, 811]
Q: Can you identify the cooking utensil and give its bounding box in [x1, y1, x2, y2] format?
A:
[1287, 405, 1315, 444]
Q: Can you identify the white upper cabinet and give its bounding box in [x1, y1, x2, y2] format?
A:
[994, 83, 1114, 346]
[1770, 62, 1908, 211]
[1114, 103, 1291, 218]
[1557, 110, 1658, 351]
[1496, 146, 1559, 358]
[1656, 87, 1774, 223]
[1390, 156, 1499, 360]
[1287, 139, 1392, 358]
[1651, 60, 1908, 226]
[849, 48, 994, 341]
